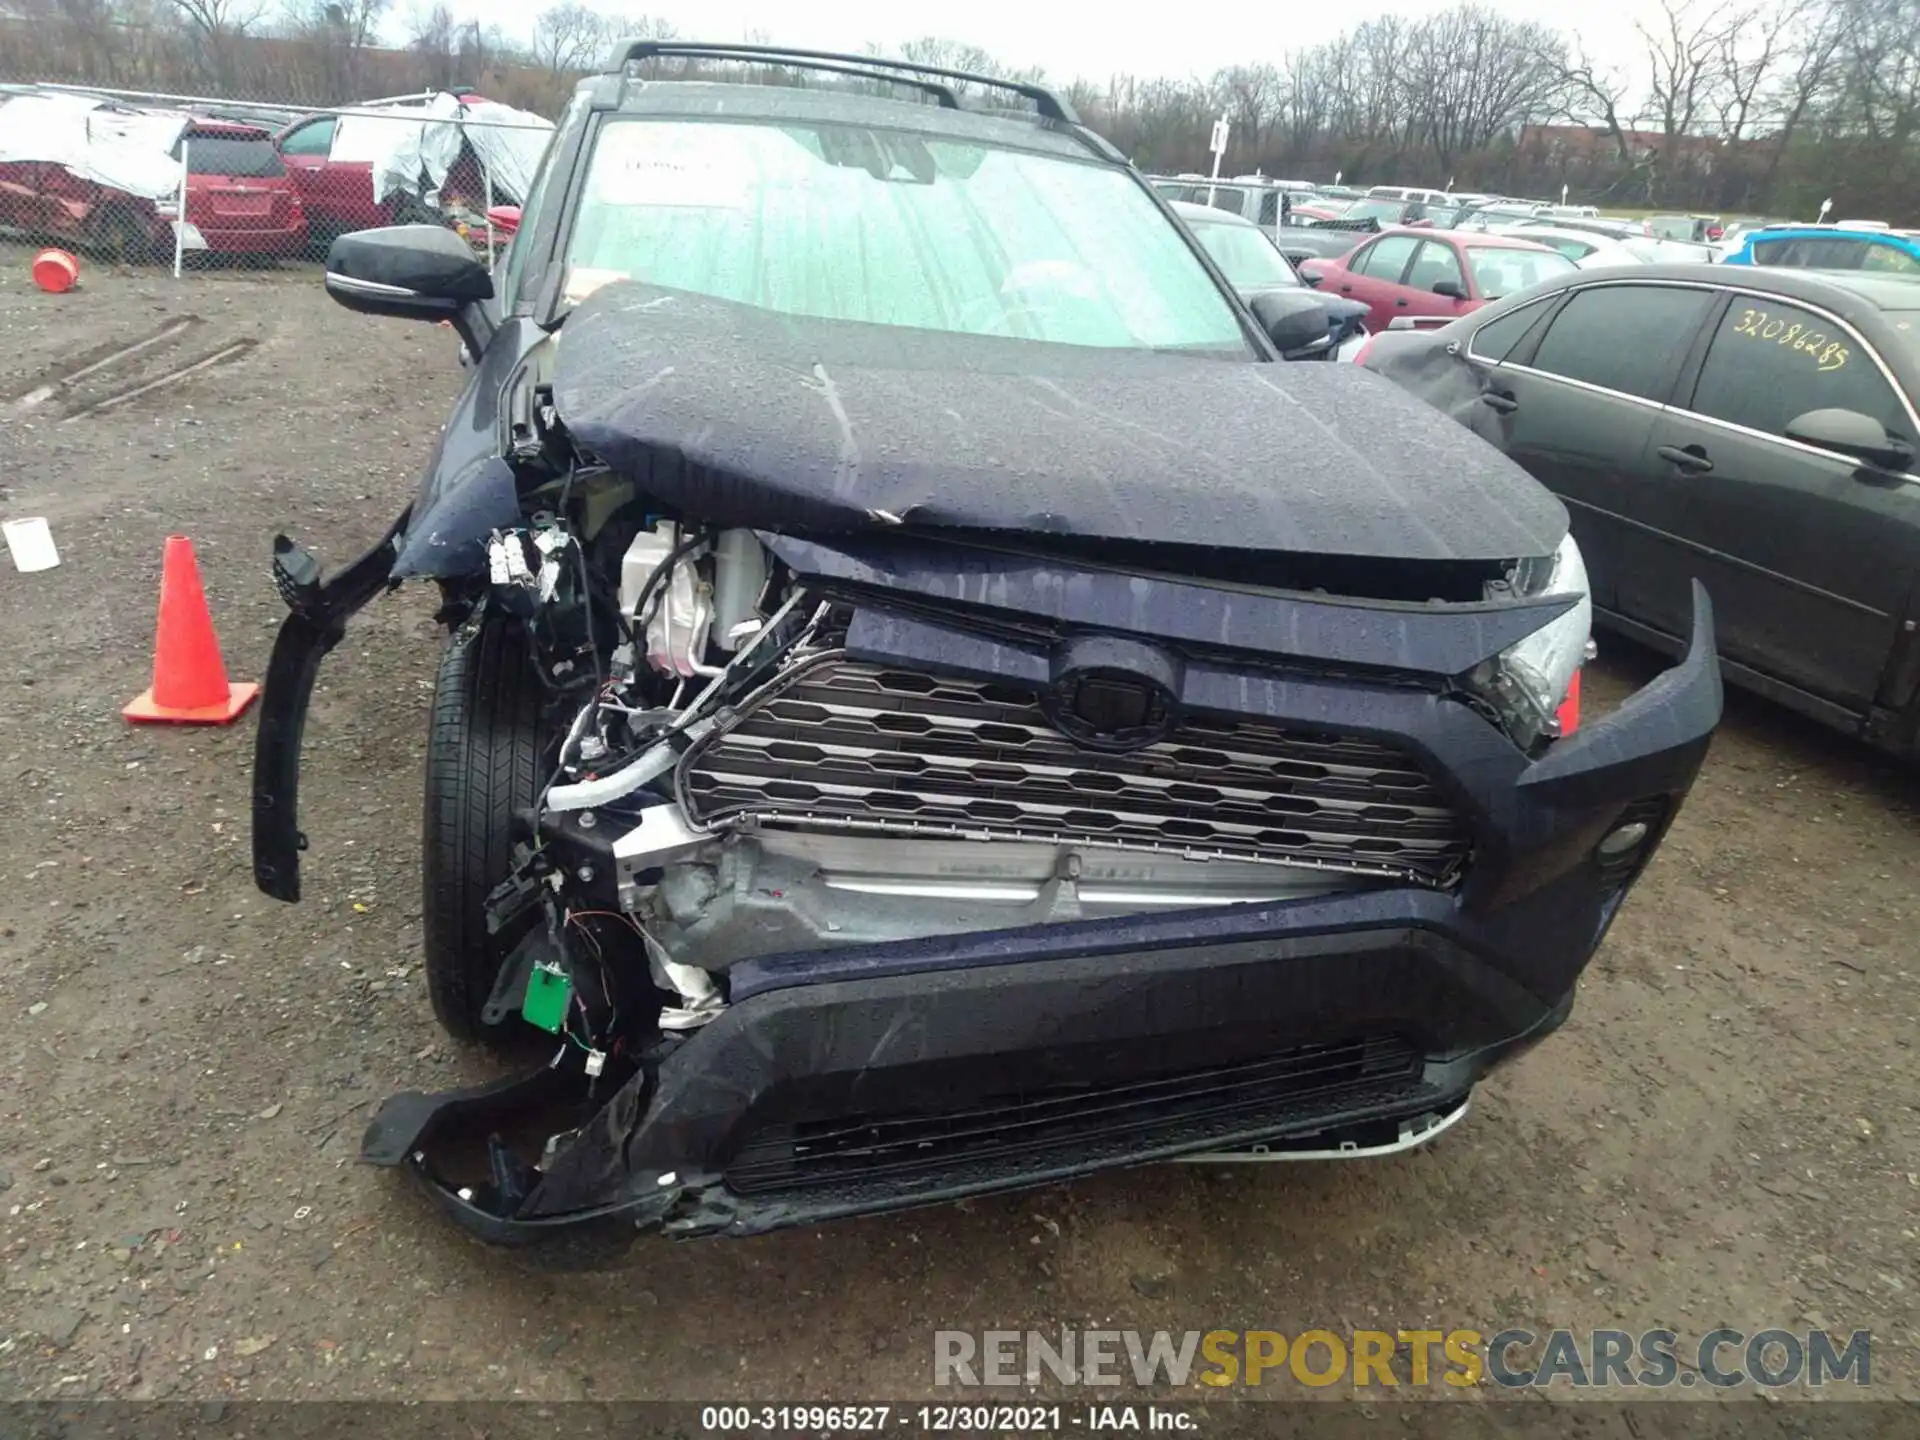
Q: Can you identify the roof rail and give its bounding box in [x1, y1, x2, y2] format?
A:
[607, 39, 1079, 124]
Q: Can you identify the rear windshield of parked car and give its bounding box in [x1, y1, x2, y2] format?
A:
[1343, 198, 1410, 223]
[563, 118, 1253, 354]
[176, 136, 285, 178]
[1188, 220, 1301, 291]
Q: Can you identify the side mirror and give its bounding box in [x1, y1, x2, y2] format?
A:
[1432, 280, 1468, 300]
[1249, 290, 1333, 357]
[1785, 407, 1916, 472]
[325, 224, 494, 354]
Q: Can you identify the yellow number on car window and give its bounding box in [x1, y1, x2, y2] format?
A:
[1734, 312, 1848, 370]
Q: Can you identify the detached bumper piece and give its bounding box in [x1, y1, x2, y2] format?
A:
[366, 584, 1721, 1244]
[252, 522, 406, 902]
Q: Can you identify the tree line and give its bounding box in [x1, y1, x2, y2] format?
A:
[1, 0, 1915, 220]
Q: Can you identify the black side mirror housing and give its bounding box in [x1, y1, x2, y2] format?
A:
[325, 225, 496, 355]
[1432, 280, 1468, 300]
[1249, 290, 1333, 358]
[1785, 407, 1916, 472]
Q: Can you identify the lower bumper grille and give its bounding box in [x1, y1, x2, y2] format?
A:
[679, 654, 1470, 884]
[723, 1035, 1423, 1195]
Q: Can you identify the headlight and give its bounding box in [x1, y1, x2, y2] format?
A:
[1471, 532, 1592, 746]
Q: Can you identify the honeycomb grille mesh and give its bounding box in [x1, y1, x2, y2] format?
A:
[679, 655, 1470, 885]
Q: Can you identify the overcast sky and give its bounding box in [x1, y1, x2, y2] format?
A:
[442, 0, 1658, 88]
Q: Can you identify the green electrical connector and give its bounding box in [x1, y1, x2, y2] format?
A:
[521, 959, 573, 1034]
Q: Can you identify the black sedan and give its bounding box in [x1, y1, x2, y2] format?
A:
[1363, 265, 1920, 755]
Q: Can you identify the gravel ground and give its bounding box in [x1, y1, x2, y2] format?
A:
[0, 250, 1915, 1408]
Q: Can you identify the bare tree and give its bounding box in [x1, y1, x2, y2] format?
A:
[1401, 7, 1570, 171]
[1551, 39, 1645, 174]
[1638, 0, 1740, 200]
[275, 0, 388, 101]
[1753, 0, 1849, 199]
[530, 3, 604, 76]
[171, 0, 266, 85]
[1207, 64, 1284, 162]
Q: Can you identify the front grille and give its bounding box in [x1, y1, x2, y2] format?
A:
[723, 1035, 1422, 1195]
[678, 654, 1470, 885]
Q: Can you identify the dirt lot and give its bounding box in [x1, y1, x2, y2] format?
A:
[0, 248, 1916, 1409]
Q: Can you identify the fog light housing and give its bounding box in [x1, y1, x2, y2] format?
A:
[1594, 797, 1670, 888]
[1597, 821, 1649, 859]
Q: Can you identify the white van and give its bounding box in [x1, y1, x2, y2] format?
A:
[1367, 184, 1451, 207]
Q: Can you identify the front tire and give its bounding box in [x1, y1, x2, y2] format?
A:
[422, 618, 545, 1042]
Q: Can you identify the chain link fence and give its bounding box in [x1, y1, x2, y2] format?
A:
[0, 80, 554, 277]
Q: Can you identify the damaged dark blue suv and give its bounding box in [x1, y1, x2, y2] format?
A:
[251, 42, 1722, 1246]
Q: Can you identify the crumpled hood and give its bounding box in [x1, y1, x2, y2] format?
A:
[551, 281, 1567, 562]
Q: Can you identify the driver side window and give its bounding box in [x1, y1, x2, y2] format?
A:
[1352, 234, 1418, 281]
[1686, 298, 1910, 445]
[1405, 240, 1465, 293]
[280, 118, 335, 157]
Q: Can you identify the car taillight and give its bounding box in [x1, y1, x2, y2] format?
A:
[1350, 335, 1377, 367]
[1555, 668, 1582, 736]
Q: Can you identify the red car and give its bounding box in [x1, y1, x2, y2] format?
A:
[169, 120, 308, 256]
[1298, 228, 1575, 334]
[0, 114, 304, 261]
[276, 94, 494, 252]
[275, 112, 382, 245]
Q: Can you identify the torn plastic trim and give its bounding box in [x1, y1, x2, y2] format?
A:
[361, 1065, 674, 1246]
[252, 513, 410, 903]
[639, 921, 726, 1031]
[764, 531, 1578, 677]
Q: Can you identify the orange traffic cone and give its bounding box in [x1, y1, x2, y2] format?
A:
[123, 536, 258, 725]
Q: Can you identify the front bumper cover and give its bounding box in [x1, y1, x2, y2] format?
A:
[251, 522, 1719, 1245]
[351, 586, 1719, 1244]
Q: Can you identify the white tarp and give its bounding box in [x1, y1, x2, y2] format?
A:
[329, 92, 553, 208]
[0, 92, 185, 202]
[459, 100, 553, 206]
